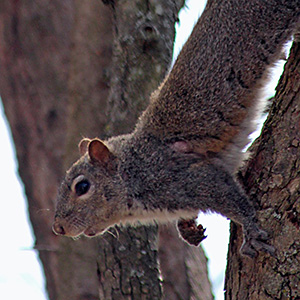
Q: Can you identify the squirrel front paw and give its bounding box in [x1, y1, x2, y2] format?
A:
[240, 224, 275, 258]
[177, 218, 207, 246]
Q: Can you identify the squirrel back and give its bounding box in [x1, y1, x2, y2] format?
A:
[53, 0, 300, 257]
[138, 0, 299, 171]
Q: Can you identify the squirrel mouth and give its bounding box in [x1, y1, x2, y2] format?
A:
[83, 227, 105, 237]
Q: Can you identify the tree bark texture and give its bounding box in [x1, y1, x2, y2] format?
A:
[159, 225, 213, 300]
[225, 40, 300, 299]
[0, 1, 212, 299]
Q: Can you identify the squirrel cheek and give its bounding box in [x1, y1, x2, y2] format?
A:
[104, 209, 114, 220]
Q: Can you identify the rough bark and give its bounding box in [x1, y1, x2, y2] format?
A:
[225, 40, 300, 299]
[104, 0, 180, 135]
[0, 1, 212, 299]
[0, 1, 74, 298]
[159, 225, 213, 300]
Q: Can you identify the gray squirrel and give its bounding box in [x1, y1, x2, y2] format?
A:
[52, 0, 300, 257]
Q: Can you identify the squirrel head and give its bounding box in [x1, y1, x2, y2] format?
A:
[52, 138, 128, 238]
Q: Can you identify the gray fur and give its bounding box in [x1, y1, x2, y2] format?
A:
[53, 0, 300, 257]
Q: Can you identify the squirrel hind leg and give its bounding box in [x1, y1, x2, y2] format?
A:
[240, 224, 275, 258]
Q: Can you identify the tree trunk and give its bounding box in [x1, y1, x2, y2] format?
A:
[0, 1, 212, 299]
[159, 225, 213, 300]
[225, 40, 300, 299]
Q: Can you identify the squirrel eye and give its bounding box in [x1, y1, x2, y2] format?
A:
[75, 180, 90, 196]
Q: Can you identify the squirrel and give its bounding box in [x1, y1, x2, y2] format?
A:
[52, 0, 300, 257]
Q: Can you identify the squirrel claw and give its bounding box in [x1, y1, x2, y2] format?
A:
[241, 226, 275, 258]
[177, 218, 207, 246]
[240, 239, 276, 258]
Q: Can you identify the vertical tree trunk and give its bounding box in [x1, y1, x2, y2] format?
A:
[0, 1, 212, 299]
[159, 225, 213, 300]
[225, 40, 300, 299]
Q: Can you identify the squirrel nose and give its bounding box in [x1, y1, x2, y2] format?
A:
[52, 221, 66, 236]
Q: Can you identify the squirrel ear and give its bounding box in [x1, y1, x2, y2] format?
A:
[78, 138, 91, 156]
[88, 139, 111, 164]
